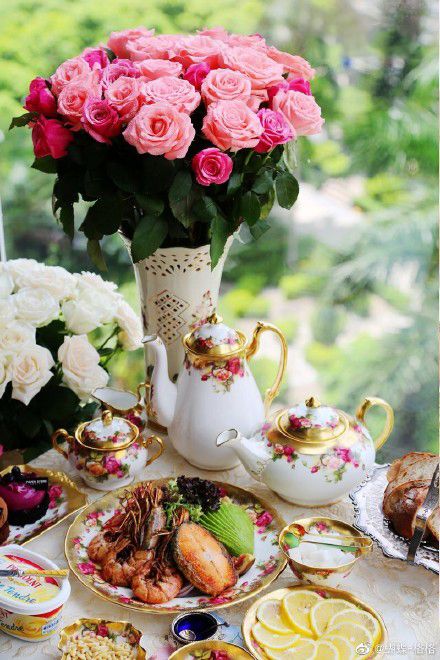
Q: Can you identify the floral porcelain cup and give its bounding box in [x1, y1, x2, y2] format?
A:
[216, 395, 394, 506]
[51, 410, 163, 491]
[279, 517, 371, 588]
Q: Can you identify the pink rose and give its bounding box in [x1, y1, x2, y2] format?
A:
[103, 455, 121, 474]
[24, 77, 57, 117]
[172, 35, 224, 69]
[201, 68, 251, 106]
[267, 47, 315, 80]
[256, 511, 273, 528]
[57, 79, 100, 129]
[126, 34, 181, 61]
[272, 90, 324, 136]
[107, 27, 155, 58]
[77, 562, 95, 575]
[197, 27, 230, 42]
[247, 89, 269, 112]
[105, 76, 141, 122]
[254, 108, 294, 153]
[51, 57, 95, 96]
[228, 33, 267, 50]
[213, 368, 232, 382]
[289, 78, 312, 95]
[267, 80, 289, 102]
[135, 59, 182, 80]
[96, 623, 109, 638]
[311, 465, 319, 474]
[184, 62, 211, 90]
[140, 76, 200, 114]
[202, 99, 263, 152]
[101, 59, 140, 87]
[81, 97, 121, 144]
[192, 148, 233, 186]
[82, 47, 109, 70]
[32, 116, 73, 159]
[49, 484, 63, 499]
[221, 46, 283, 90]
[226, 356, 242, 374]
[123, 102, 195, 159]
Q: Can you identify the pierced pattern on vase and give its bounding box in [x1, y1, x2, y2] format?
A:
[147, 289, 189, 344]
[141, 246, 212, 276]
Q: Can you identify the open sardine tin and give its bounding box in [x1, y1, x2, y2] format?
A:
[0, 544, 70, 642]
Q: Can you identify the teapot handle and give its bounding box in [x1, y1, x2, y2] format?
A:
[51, 429, 73, 460]
[142, 434, 164, 466]
[355, 397, 394, 450]
[246, 322, 288, 416]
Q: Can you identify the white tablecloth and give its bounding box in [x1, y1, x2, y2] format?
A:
[0, 438, 438, 659]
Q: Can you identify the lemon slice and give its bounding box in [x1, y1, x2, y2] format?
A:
[310, 598, 355, 637]
[315, 640, 339, 659]
[327, 609, 381, 645]
[325, 635, 356, 660]
[252, 622, 299, 650]
[324, 622, 373, 652]
[257, 599, 296, 634]
[282, 590, 323, 637]
[265, 638, 317, 659]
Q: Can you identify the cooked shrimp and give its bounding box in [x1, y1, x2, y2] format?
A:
[101, 540, 154, 587]
[87, 531, 116, 564]
[131, 562, 183, 604]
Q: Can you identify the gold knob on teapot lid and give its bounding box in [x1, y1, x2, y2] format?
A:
[183, 311, 245, 358]
[305, 396, 321, 408]
[102, 409, 113, 426]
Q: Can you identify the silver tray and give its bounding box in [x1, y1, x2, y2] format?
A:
[349, 464, 439, 574]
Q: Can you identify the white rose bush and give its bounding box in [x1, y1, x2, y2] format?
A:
[0, 259, 142, 457]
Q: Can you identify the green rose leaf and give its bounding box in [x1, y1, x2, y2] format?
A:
[135, 194, 164, 216]
[252, 170, 274, 195]
[239, 190, 261, 225]
[87, 239, 107, 271]
[59, 205, 74, 240]
[131, 215, 168, 262]
[226, 171, 242, 196]
[210, 215, 230, 269]
[81, 194, 122, 237]
[249, 219, 271, 240]
[283, 141, 297, 174]
[33, 384, 80, 422]
[107, 159, 140, 193]
[141, 156, 175, 193]
[169, 170, 196, 227]
[193, 194, 217, 221]
[32, 156, 58, 174]
[9, 112, 36, 130]
[275, 171, 299, 209]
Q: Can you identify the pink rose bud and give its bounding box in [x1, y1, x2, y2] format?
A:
[184, 62, 211, 90]
[288, 77, 312, 95]
[102, 58, 140, 87]
[254, 108, 294, 153]
[192, 147, 233, 186]
[81, 97, 121, 144]
[82, 47, 110, 70]
[267, 80, 289, 102]
[24, 77, 57, 117]
[31, 116, 73, 159]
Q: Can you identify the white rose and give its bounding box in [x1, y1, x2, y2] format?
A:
[62, 297, 104, 334]
[7, 258, 41, 289]
[0, 355, 12, 399]
[24, 265, 77, 302]
[0, 297, 16, 328]
[11, 344, 54, 405]
[0, 264, 14, 298]
[115, 301, 142, 350]
[13, 287, 59, 327]
[0, 321, 36, 357]
[75, 272, 121, 324]
[58, 334, 109, 401]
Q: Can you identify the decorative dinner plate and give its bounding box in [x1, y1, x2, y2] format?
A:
[65, 478, 287, 614]
[242, 585, 387, 659]
[169, 640, 253, 659]
[349, 464, 439, 574]
[0, 465, 88, 546]
[58, 618, 146, 659]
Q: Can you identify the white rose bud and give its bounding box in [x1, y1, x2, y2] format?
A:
[11, 344, 55, 406]
[0, 297, 16, 328]
[24, 265, 77, 302]
[0, 321, 36, 357]
[13, 287, 59, 327]
[115, 301, 142, 350]
[7, 258, 41, 289]
[0, 354, 12, 399]
[58, 334, 109, 401]
[0, 264, 14, 298]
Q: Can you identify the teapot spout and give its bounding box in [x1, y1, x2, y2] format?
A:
[142, 334, 177, 428]
[216, 428, 269, 482]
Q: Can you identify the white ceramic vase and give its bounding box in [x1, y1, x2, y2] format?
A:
[121, 236, 232, 380]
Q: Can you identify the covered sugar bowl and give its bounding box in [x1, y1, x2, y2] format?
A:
[52, 410, 163, 490]
[217, 395, 394, 506]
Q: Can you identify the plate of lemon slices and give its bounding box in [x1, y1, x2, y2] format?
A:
[242, 585, 387, 659]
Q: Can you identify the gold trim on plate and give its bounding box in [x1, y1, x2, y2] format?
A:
[169, 640, 254, 659]
[65, 478, 287, 615]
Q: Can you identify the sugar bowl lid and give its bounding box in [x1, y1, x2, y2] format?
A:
[76, 409, 139, 451]
[183, 312, 246, 358]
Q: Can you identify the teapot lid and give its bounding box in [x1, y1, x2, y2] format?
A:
[183, 312, 246, 358]
[270, 396, 349, 453]
[77, 410, 139, 451]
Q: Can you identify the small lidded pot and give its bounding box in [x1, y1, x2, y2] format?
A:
[51, 410, 163, 491]
[279, 517, 372, 588]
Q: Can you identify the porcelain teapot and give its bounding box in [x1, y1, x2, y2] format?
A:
[143, 313, 287, 470]
[216, 395, 394, 505]
[51, 409, 163, 491]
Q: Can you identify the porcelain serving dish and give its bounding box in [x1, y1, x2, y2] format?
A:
[58, 618, 146, 659]
[169, 640, 253, 659]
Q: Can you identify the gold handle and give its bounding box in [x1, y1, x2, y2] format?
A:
[22, 569, 69, 577]
[142, 434, 164, 466]
[51, 429, 73, 460]
[137, 381, 154, 416]
[355, 396, 394, 450]
[246, 322, 288, 416]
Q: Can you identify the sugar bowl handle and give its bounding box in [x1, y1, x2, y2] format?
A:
[246, 322, 288, 416]
[51, 429, 73, 460]
[142, 434, 164, 466]
[355, 396, 394, 450]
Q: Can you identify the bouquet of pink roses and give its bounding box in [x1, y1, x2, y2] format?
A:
[11, 26, 324, 267]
